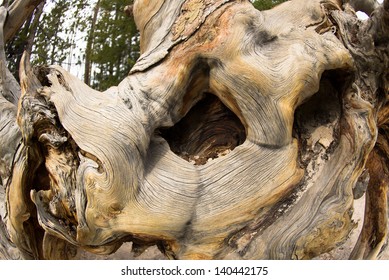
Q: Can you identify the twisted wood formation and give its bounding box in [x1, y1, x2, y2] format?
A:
[0, 0, 388, 259]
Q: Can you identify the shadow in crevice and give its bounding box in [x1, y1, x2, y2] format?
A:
[158, 93, 246, 165]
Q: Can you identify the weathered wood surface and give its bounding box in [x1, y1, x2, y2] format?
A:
[3, 0, 45, 44]
[0, 0, 388, 259]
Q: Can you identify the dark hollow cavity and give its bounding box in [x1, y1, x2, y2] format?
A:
[159, 94, 246, 165]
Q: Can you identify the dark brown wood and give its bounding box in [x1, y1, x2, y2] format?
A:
[347, 0, 379, 15]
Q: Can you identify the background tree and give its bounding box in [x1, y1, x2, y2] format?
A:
[88, 0, 139, 90]
[251, 0, 288, 10]
[5, 0, 90, 81]
[84, 0, 100, 86]
[6, 0, 281, 89]
[5, 0, 46, 81]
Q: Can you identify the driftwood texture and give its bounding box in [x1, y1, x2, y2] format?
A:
[0, 0, 389, 260]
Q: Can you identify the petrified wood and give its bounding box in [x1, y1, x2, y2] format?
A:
[0, 0, 388, 259]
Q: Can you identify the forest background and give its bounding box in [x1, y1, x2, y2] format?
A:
[5, 0, 295, 91]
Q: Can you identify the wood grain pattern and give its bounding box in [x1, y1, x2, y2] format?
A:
[0, 0, 388, 259]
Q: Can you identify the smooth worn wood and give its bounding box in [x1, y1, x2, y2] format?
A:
[3, 0, 45, 43]
[0, 0, 388, 260]
[0, 4, 22, 259]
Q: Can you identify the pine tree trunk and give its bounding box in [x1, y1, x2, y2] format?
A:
[0, 0, 388, 260]
[84, 0, 100, 86]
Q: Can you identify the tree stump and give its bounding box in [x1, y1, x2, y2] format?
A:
[0, 0, 388, 260]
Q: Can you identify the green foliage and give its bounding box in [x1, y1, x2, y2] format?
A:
[251, 0, 289, 10]
[33, 1, 72, 66]
[89, 0, 139, 90]
[6, 0, 91, 80]
[5, 0, 285, 89]
[5, 22, 29, 80]
[33, 0, 91, 69]
[5, 0, 139, 91]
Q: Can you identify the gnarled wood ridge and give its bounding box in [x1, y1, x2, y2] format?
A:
[0, 0, 388, 260]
